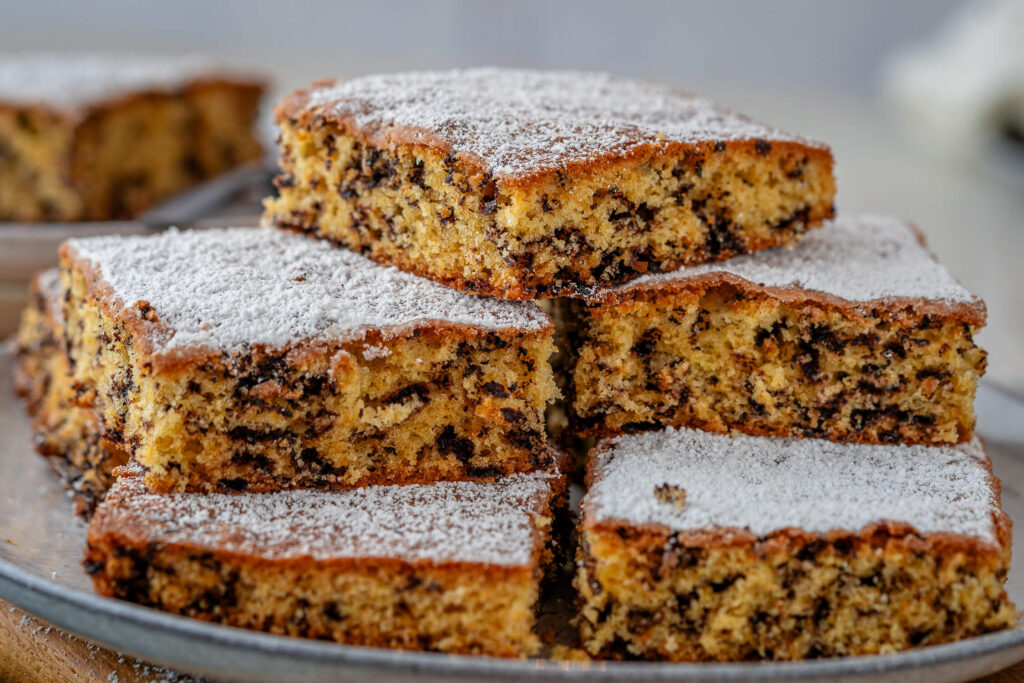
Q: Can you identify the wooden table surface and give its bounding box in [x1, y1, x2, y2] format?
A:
[0, 598, 1022, 683]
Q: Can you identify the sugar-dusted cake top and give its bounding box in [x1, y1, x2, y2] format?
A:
[619, 215, 977, 306]
[99, 464, 552, 566]
[64, 227, 549, 352]
[0, 54, 241, 111]
[291, 68, 822, 178]
[586, 428, 998, 544]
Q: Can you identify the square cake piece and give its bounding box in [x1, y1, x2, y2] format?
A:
[60, 226, 557, 493]
[86, 461, 562, 657]
[576, 428, 1017, 661]
[263, 68, 835, 299]
[14, 269, 127, 516]
[568, 215, 987, 445]
[0, 54, 264, 221]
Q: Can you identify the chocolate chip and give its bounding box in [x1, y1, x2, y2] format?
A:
[437, 426, 475, 464]
[632, 328, 661, 357]
[481, 381, 509, 398]
[500, 407, 526, 425]
[323, 602, 345, 622]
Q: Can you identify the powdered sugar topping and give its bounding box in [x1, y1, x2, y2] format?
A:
[0, 54, 230, 111]
[587, 428, 998, 543]
[361, 344, 391, 360]
[66, 227, 549, 352]
[301, 68, 818, 177]
[104, 466, 553, 566]
[622, 215, 977, 305]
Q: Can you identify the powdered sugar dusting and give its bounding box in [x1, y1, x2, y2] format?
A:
[587, 428, 998, 543]
[0, 54, 226, 111]
[101, 464, 553, 566]
[623, 215, 976, 305]
[361, 344, 391, 360]
[66, 227, 548, 352]
[301, 68, 819, 177]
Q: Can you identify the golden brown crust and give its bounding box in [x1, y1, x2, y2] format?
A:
[582, 437, 1012, 561]
[576, 436, 1016, 661]
[275, 80, 833, 191]
[567, 270, 986, 445]
[59, 242, 558, 493]
[59, 240, 553, 374]
[267, 77, 836, 299]
[83, 461, 560, 657]
[592, 272, 987, 329]
[88, 459, 558, 571]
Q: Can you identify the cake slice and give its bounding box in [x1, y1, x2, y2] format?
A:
[576, 427, 1017, 661]
[568, 215, 986, 445]
[0, 54, 264, 221]
[86, 460, 562, 657]
[263, 68, 835, 299]
[13, 269, 63, 415]
[60, 226, 557, 493]
[14, 269, 127, 516]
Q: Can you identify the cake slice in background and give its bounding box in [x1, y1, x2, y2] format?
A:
[0, 54, 265, 222]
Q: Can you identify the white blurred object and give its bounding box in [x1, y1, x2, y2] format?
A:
[884, 0, 1024, 157]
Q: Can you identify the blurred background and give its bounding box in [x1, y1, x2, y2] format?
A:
[1, 0, 1022, 391]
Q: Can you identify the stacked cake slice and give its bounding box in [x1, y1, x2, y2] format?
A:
[58, 226, 556, 493]
[567, 214, 987, 445]
[13, 67, 1016, 660]
[263, 68, 836, 298]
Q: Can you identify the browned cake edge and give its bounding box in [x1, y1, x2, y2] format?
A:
[575, 440, 1016, 661]
[84, 461, 564, 657]
[587, 221, 986, 324]
[14, 270, 129, 516]
[268, 80, 835, 300]
[566, 271, 986, 444]
[275, 78, 833, 190]
[59, 240, 555, 373]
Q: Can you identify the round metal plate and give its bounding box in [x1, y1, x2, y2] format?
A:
[1, 345, 1022, 682]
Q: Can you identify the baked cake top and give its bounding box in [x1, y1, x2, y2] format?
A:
[613, 214, 978, 309]
[63, 227, 549, 353]
[586, 428, 998, 544]
[282, 68, 825, 180]
[97, 463, 552, 567]
[0, 54, 244, 111]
